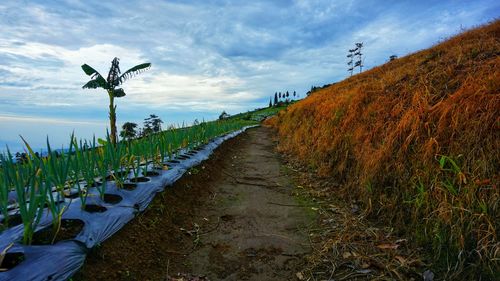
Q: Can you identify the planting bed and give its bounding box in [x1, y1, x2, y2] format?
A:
[0, 126, 256, 281]
[74, 126, 312, 280]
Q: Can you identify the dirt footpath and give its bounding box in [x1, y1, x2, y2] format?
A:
[75, 126, 312, 281]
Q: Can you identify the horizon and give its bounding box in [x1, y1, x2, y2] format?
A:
[1, 0, 498, 152]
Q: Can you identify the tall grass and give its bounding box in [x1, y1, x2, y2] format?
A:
[266, 21, 499, 278]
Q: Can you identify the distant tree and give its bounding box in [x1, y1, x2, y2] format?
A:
[269, 97, 272, 108]
[143, 114, 163, 135]
[151, 115, 163, 132]
[286, 91, 290, 100]
[306, 86, 317, 96]
[347, 48, 356, 76]
[142, 122, 153, 136]
[81, 57, 151, 145]
[293, 91, 296, 99]
[389, 54, 398, 61]
[278, 92, 282, 99]
[120, 122, 138, 140]
[273, 92, 278, 106]
[354, 42, 363, 73]
[219, 111, 230, 120]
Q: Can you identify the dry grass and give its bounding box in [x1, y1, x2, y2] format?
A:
[266, 20, 500, 278]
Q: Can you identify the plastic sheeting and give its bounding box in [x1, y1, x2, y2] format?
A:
[0, 126, 256, 281]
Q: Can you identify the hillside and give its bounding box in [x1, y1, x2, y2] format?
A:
[266, 20, 499, 278]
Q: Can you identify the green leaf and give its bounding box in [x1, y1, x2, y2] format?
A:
[119, 63, 151, 83]
[113, 88, 126, 98]
[81, 64, 107, 89]
[82, 79, 106, 89]
[439, 155, 446, 169]
[81, 64, 102, 77]
[98, 138, 107, 146]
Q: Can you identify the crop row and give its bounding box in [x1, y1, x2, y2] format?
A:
[0, 118, 255, 245]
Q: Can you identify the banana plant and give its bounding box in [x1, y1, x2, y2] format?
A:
[81, 58, 151, 146]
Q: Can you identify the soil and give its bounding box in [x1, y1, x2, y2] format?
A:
[103, 194, 123, 205]
[74, 127, 312, 281]
[83, 204, 107, 213]
[0, 252, 25, 270]
[130, 177, 151, 183]
[31, 219, 85, 245]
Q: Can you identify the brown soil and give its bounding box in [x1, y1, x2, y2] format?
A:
[103, 193, 123, 205]
[31, 219, 85, 245]
[74, 127, 312, 281]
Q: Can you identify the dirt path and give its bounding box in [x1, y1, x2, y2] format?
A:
[75, 127, 312, 281]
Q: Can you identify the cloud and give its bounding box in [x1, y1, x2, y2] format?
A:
[0, 0, 498, 128]
[0, 114, 105, 126]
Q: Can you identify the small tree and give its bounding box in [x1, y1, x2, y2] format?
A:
[389, 54, 398, 61]
[142, 114, 163, 135]
[142, 123, 153, 136]
[354, 42, 363, 73]
[347, 48, 356, 76]
[219, 111, 230, 120]
[81, 58, 151, 145]
[269, 97, 272, 108]
[150, 115, 163, 132]
[293, 90, 296, 99]
[120, 122, 138, 140]
[274, 92, 278, 106]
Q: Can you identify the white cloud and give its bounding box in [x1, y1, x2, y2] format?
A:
[0, 114, 105, 126]
[0, 0, 497, 122]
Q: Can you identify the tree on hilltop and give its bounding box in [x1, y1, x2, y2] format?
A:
[354, 42, 363, 73]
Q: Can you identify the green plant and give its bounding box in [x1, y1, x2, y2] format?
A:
[10, 142, 48, 245]
[120, 122, 138, 141]
[0, 110, 260, 245]
[81, 58, 151, 145]
[0, 154, 12, 229]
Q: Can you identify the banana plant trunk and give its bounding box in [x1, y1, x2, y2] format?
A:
[108, 91, 117, 146]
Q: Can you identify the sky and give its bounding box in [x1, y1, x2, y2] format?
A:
[0, 0, 498, 152]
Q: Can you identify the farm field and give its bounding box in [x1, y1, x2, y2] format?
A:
[74, 126, 312, 280]
[0, 1, 498, 281]
[0, 108, 280, 280]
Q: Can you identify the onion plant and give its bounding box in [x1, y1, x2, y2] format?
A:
[13, 140, 48, 245]
[93, 139, 109, 199]
[103, 133, 128, 187]
[129, 155, 142, 180]
[0, 153, 11, 229]
[40, 138, 74, 243]
[71, 138, 95, 208]
[0, 113, 257, 245]
[43, 136, 74, 196]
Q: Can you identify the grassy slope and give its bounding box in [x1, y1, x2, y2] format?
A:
[267, 21, 499, 277]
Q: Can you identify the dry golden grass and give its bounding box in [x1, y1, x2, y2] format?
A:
[267, 20, 499, 278]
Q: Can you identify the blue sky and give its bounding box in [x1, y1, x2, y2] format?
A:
[0, 0, 498, 152]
